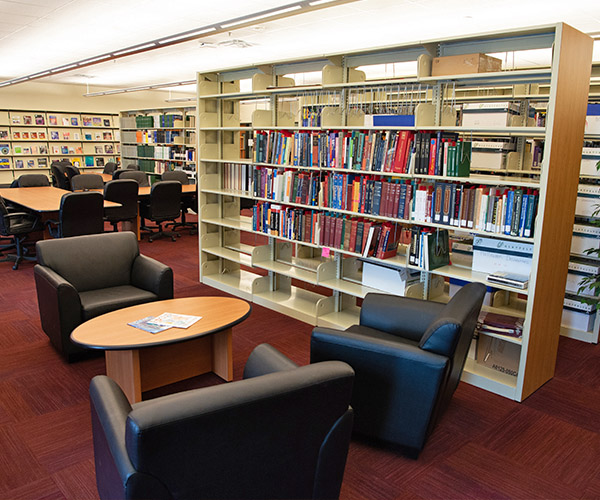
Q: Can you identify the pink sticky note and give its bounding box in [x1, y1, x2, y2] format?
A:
[322, 247, 331, 258]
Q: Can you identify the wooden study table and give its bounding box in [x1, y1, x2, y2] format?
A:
[71, 296, 251, 403]
[0, 186, 119, 213]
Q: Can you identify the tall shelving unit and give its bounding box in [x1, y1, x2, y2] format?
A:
[197, 23, 592, 401]
[561, 68, 600, 344]
[119, 106, 197, 182]
[0, 110, 120, 185]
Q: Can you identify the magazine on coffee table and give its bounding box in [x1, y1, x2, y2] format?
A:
[147, 312, 203, 329]
[128, 316, 171, 334]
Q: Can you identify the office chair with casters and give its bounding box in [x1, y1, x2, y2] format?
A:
[70, 174, 104, 191]
[16, 174, 51, 187]
[140, 181, 182, 242]
[311, 281, 486, 457]
[103, 179, 139, 232]
[102, 162, 117, 175]
[34, 232, 173, 361]
[90, 343, 354, 500]
[0, 195, 41, 270]
[126, 163, 140, 170]
[51, 162, 70, 189]
[120, 170, 149, 187]
[161, 170, 197, 234]
[46, 191, 104, 238]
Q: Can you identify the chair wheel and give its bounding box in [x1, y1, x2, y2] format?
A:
[171, 236, 176, 242]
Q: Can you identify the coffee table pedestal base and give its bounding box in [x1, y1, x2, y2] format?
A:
[105, 328, 233, 404]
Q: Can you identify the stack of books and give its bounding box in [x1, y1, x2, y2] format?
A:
[477, 312, 524, 339]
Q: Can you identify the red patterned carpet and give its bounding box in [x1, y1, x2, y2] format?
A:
[0, 223, 599, 499]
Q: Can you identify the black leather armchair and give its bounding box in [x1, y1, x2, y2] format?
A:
[90, 343, 354, 500]
[311, 282, 486, 456]
[34, 232, 173, 361]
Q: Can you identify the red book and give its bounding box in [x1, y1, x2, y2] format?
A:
[349, 219, 358, 253]
[334, 216, 343, 249]
[391, 182, 400, 219]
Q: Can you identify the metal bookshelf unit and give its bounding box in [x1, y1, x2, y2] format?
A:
[197, 23, 593, 401]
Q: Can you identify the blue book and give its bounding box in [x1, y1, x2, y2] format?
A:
[504, 189, 514, 235]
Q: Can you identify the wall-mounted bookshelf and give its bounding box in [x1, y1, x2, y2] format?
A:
[119, 106, 196, 181]
[0, 110, 120, 184]
[197, 23, 593, 401]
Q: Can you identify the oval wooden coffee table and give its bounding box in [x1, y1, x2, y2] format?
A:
[71, 296, 251, 404]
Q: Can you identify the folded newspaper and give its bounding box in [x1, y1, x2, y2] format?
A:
[147, 312, 202, 329]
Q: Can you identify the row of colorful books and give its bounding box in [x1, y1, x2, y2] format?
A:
[251, 202, 404, 259]
[251, 129, 473, 177]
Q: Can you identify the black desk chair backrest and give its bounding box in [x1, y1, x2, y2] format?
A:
[64, 165, 81, 187]
[71, 174, 104, 191]
[52, 192, 104, 238]
[112, 169, 127, 180]
[161, 170, 189, 184]
[90, 343, 354, 500]
[16, 174, 50, 187]
[103, 179, 139, 231]
[120, 170, 149, 187]
[51, 162, 70, 190]
[102, 162, 117, 175]
[126, 163, 140, 170]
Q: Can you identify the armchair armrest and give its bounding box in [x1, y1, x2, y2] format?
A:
[360, 293, 445, 342]
[33, 264, 82, 353]
[131, 254, 173, 299]
[243, 343, 299, 379]
[311, 327, 449, 451]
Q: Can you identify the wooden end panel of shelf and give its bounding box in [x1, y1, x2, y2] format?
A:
[521, 24, 594, 400]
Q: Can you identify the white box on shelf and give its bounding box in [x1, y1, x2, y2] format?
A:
[470, 141, 515, 170]
[462, 102, 520, 128]
[472, 237, 533, 277]
[562, 297, 597, 332]
[575, 184, 600, 217]
[584, 104, 600, 135]
[580, 147, 600, 177]
[362, 261, 420, 295]
[571, 224, 600, 256]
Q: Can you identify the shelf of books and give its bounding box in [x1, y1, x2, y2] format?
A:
[0, 110, 120, 184]
[197, 23, 593, 401]
[119, 106, 196, 182]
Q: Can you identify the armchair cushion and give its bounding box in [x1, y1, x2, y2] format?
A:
[80, 286, 159, 321]
[419, 318, 461, 358]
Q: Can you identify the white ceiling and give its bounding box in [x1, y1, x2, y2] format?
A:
[0, 0, 599, 93]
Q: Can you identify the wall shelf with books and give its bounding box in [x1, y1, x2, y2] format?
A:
[119, 106, 197, 181]
[197, 23, 593, 401]
[0, 109, 120, 184]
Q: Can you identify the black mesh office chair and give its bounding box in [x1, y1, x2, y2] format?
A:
[102, 162, 117, 175]
[16, 174, 50, 187]
[103, 179, 139, 232]
[71, 174, 104, 191]
[51, 162, 70, 190]
[46, 192, 105, 238]
[120, 170, 149, 187]
[0, 195, 41, 270]
[140, 181, 182, 242]
[161, 170, 197, 234]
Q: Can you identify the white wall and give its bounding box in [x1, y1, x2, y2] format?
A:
[0, 80, 195, 114]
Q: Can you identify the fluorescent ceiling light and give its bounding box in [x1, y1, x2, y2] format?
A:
[158, 28, 217, 44]
[113, 43, 158, 57]
[221, 5, 302, 29]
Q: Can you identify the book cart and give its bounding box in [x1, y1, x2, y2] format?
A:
[197, 23, 592, 401]
[119, 106, 197, 182]
[0, 110, 120, 185]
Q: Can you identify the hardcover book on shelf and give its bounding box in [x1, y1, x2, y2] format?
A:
[0, 158, 10, 169]
[15, 159, 23, 169]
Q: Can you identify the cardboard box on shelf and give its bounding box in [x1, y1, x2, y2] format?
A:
[431, 53, 502, 77]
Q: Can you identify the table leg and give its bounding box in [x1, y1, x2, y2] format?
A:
[105, 349, 142, 404]
[212, 328, 233, 381]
